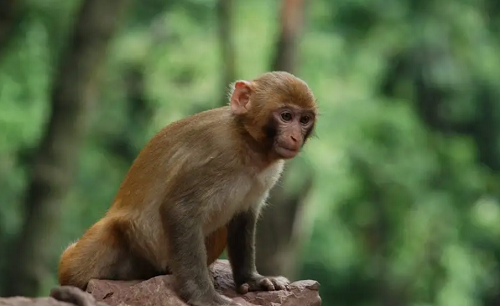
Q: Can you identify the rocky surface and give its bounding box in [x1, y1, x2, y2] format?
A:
[87, 260, 321, 306]
[0, 260, 321, 306]
[0, 297, 73, 306]
[0, 286, 105, 306]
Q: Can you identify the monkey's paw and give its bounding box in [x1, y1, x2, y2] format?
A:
[236, 274, 290, 294]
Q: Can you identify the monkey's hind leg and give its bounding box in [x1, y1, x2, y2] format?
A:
[58, 218, 159, 290]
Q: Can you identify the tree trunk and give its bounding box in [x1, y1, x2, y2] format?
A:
[3, 0, 132, 296]
[217, 0, 236, 105]
[105, 65, 153, 162]
[257, 173, 313, 278]
[270, 0, 306, 73]
[255, 0, 310, 279]
[0, 0, 19, 59]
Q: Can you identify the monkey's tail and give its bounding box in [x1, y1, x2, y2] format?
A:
[58, 241, 81, 286]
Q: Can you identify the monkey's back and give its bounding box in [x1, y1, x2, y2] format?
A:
[110, 106, 238, 210]
[100, 107, 235, 261]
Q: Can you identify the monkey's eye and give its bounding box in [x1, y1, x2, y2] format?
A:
[280, 111, 293, 122]
[300, 115, 311, 125]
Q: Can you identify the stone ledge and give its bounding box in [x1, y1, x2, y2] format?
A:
[0, 260, 321, 306]
[87, 260, 321, 306]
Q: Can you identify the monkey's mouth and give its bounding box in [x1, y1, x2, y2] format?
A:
[275, 145, 299, 159]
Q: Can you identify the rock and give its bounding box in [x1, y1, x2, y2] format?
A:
[0, 286, 106, 306]
[0, 297, 72, 306]
[86, 260, 321, 306]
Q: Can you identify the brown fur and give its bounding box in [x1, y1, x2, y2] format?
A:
[58, 71, 317, 306]
[205, 226, 228, 265]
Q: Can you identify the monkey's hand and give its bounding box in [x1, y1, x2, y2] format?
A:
[236, 273, 290, 294]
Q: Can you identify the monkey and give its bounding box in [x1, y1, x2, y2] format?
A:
[58, 71, 318, 306]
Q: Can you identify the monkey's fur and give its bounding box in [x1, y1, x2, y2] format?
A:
[58, 71, 317, 306]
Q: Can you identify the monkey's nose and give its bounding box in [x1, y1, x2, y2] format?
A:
[290, 135, 297, 142]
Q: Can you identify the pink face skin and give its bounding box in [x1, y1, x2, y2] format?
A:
[272, 107, 315, 159]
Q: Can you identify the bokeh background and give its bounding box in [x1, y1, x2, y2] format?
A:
[2, 0, 500, 305]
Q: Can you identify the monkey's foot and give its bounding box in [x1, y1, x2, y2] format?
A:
[189, 292, 241, 306]
[236, 274, 291, 294]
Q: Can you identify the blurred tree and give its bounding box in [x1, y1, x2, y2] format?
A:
[255, 0, 310, 279]
[217, 0, 236, 105]
[2, 0, 132, 296]
[381, 48, 500, 172]
[0, 0, 20, 58]
[381, 45, 500, 306]
[103, 64, 153, 163]
[270, 0, 305, 74]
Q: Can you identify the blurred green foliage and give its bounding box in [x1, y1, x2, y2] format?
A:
[1, 0, 500, 305]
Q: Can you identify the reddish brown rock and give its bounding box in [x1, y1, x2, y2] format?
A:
[0, 286, 106, 306]
[86, 260, 321, 306]
[0, 297, 72, 306]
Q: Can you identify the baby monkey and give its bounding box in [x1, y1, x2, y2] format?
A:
[58, 71, 318, 306]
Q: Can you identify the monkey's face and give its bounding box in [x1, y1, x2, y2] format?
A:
[268, 106, 315, 159]
[229, 72, 318, 160]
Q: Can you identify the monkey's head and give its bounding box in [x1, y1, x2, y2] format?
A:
[229, 71, 317, 160]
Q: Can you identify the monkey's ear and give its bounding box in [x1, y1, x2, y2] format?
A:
[230, 80, 253, 114]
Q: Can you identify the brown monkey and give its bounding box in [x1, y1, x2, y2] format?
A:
[58, 71, 317, 306]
